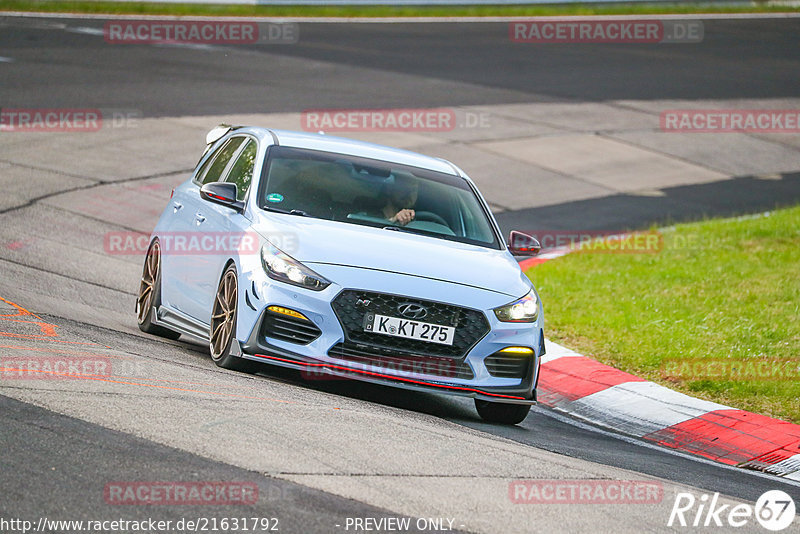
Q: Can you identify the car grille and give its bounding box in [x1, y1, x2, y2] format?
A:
[330, 289, 490, 359]
[328, 342, 474, 380]
[485, 352, 531, 379]
[261, 309, 322, 345]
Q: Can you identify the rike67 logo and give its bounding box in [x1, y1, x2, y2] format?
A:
[669, 490, 796, 531]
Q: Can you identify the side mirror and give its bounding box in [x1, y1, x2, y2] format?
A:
[200, 182, 244, 212]
[508, 230, 541, 256]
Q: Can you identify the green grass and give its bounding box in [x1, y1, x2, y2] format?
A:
[527, 206, 800, 424]
[1, 0, 798, 17]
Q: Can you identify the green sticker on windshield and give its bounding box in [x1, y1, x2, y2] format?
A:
[266, 193, 284, 203]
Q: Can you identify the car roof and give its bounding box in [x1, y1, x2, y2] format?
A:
[236, 126, 460, 176]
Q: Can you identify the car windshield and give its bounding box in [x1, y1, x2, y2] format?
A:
[258, 146, 501, 249]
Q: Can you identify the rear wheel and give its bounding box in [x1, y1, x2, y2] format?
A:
[136, 240, 180, 340]
[209, 264, 258, 373]
[475, 399, 531, 425]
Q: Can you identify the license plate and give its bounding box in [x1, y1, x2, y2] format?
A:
[365, 314, 455, 346]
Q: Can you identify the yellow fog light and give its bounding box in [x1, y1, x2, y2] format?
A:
[267, 305, 309, 322]
[499, 346, 534, 355]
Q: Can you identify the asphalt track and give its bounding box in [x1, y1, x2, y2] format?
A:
[3, 17, 799, 110]
[1, 14, 799, 533]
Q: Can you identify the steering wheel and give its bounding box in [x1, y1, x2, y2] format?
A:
[413, 211, 449, 227]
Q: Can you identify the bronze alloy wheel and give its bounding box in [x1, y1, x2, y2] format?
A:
[137, 241, 160, 325]
[136, 240, 180, 340]
[210, 266, 238, 360]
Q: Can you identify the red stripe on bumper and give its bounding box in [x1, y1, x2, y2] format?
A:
[253, 353, 528, 400]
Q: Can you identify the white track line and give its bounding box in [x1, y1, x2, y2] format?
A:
[566, 381, 731, 437]
[765, 454, 800, 479]
[540, 339, 584, 364]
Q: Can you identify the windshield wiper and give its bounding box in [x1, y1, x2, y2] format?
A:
[262, 206, 312, 217]
[382, 224, 454, 241]
[262, 205, 290, 214]
[382, 225, 429, 236]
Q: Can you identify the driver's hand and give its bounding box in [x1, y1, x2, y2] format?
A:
[391, 209, 415, 226]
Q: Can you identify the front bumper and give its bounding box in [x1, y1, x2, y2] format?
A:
[238, 276, 543, 404]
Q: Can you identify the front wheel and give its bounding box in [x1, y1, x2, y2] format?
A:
[136, 240, 180, 340]
[209, 264, 258, 373]
[475, 399, 531, 425]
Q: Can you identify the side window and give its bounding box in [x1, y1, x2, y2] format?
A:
[198, 137, 246, 185]
[224, 139, 257, 201]
[193, 151, 215, 183]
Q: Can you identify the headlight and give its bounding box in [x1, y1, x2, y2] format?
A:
[494, 289, 539, 322]
[261, 242, 331, 291]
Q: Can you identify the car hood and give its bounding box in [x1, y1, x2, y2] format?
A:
[251, 213, 530, 298]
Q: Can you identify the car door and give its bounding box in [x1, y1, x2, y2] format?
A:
[165, 136, 247, 319]
[180, 136, 258, 324]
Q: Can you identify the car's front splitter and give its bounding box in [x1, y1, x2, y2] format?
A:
[238, 345, 537, 405]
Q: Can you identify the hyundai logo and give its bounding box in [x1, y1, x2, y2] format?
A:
[397, 303, 428, 320]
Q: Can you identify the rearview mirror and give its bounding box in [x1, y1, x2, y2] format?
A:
[508, 231, 541, 256]
[200, 182, 244, 212]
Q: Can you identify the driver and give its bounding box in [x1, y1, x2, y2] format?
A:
[381, 174, 418, 226]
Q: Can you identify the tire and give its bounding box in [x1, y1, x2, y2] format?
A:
[209, 264, 258, 373]
[136, 240, 181, 340]
[475, 399, 531, 425]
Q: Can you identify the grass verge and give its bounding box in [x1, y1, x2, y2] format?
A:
[0, 0, 798, 17]
[527, 205, 800, 424]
